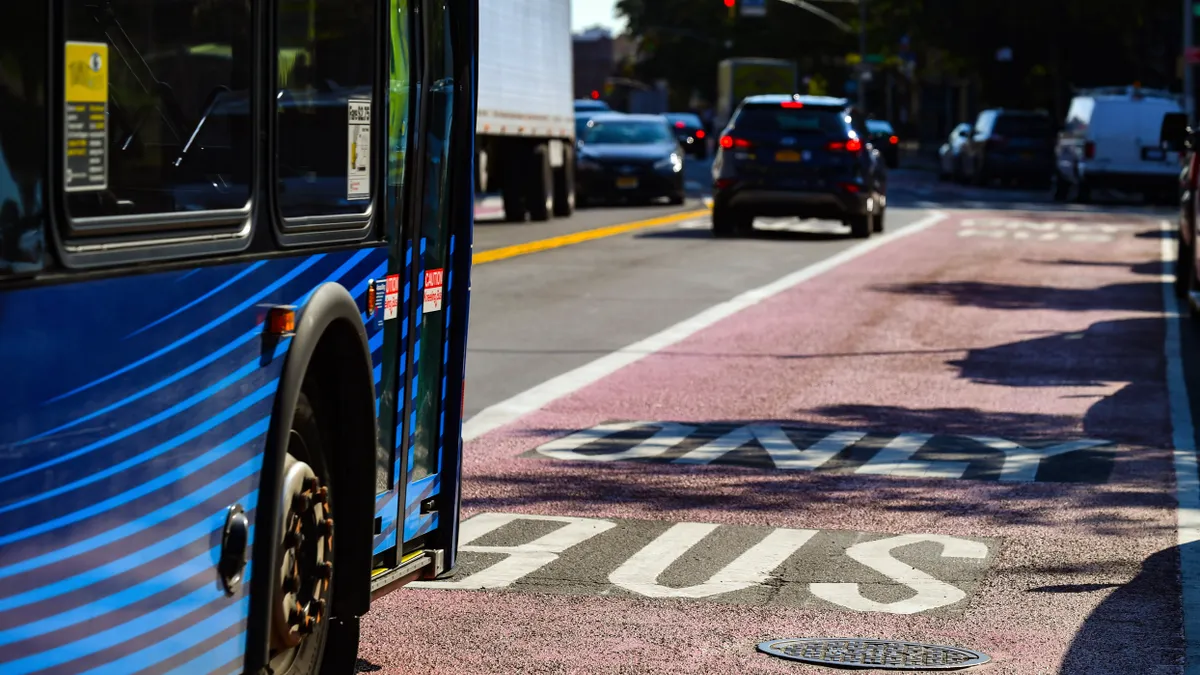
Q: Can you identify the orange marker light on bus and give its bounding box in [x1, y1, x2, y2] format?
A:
[366, 279, 377, 314]
[266, 306, 296, 336]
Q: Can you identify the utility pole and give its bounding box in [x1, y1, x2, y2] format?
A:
[1187, 0, 1195, 121]
[858, 0, 867, 109]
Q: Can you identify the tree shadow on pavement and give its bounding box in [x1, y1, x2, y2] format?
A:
[1026, 258, 1163, 277]
[872, 280, 1162, 313]
[1057, 543, 1184, 674]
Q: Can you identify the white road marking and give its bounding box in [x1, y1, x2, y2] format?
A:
[608, 524, 817, 599]
[809, 534, 989, 614]
[407, 513, 615, 590]
[854, 433, 966, 479]
[968, 436, 1111, 482]
[673, 425, 865, 471]
[1161, 220, 1200, 674]
[462, 210, 949, 442]
[534, 421, 697, 462]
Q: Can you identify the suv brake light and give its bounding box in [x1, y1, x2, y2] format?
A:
[781, 101, 804, 109]
[1084, 141, 1096, 160]
[720, 136, 753, 150]
[828, 138, 863, 153]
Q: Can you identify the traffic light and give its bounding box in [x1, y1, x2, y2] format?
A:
[725, 0, 735, 19]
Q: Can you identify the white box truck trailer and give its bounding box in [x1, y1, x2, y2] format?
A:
[477, 0, 576, 221]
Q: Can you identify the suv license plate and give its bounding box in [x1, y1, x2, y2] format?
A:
[616, 177, 638, 189]
[775, 150, 802, 163]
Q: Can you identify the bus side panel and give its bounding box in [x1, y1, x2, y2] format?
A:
[0, 249, 384, 675]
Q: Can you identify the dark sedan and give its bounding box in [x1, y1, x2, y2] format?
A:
[866, 119, 900, 168]
[665, 112, 709, 159]
[576, 113, 686, 206]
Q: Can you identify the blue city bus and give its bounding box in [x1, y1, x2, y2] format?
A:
[0, 0, 477, 673]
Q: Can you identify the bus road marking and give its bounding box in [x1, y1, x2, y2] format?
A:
[409, 512, 996, 615]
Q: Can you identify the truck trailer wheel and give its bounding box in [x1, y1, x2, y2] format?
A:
[500, 142, 528, 222]
[528, 144, 554, 222]
[553, 145, 575, 217]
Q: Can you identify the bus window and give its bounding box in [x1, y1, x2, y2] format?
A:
[275, 0, 377, 225]
[62, 0, 253, 230]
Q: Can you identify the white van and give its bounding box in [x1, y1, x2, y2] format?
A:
[1052, 86, 1183, 202]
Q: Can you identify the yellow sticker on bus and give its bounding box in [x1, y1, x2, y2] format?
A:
[64, 41, 109, 192]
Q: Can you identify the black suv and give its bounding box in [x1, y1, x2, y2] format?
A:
[711, 95, 887, 238]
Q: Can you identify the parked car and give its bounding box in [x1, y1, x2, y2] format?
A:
[1161, 113, 1198, 299]
[960, 109, 1055, 188]
[711, 95, 887, 239]
[1053, 86, 1184, 204]
[575, 113, 686, 206]
[938, 123, 972, 181]
[664, 112, 708, 159]
[866, 119, 899, 168]
[575, 99, 611, 113]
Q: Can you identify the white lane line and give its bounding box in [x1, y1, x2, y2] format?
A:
[1162, 218, 1200, 674]
[462, 210, 948, 442]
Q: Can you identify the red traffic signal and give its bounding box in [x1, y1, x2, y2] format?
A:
[724, 0, 735, 7]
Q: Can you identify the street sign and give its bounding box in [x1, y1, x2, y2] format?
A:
[741, 0, 766, 17]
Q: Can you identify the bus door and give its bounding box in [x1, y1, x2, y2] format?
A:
[371, 0, 474, 571]
[398, 0, 474, 560]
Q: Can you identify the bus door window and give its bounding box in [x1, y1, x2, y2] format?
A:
[0, 3, 47, 276]
[275, 0, 376, 223]
[404, 0, 455, 546]
[61, 0, 253, 226]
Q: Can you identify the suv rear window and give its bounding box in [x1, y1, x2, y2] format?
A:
[667, 113, 702, 128]
[994, 115, 1053, 137]
[733, 105, 847, 135]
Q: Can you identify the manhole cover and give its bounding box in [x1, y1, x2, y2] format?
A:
[758, 638, 991, 670]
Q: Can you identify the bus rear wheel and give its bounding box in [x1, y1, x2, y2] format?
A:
[269, 393, 338, 675]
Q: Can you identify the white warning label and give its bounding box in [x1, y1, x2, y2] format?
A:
[423, 269, 444, 313]
[347, 98, 371, 200]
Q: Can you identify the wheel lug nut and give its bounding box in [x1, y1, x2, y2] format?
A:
[289, 604, 308, 626]
[292, 493, 311, 512]
[320, 518, 334, 536]
[311, 598, 326, 622]
[283, 530, 303, 549]
[315, 561, 333, 579]
[312, 486, 329, 504]
[283, 574, 299, 593]
[302, 476, 319, 492]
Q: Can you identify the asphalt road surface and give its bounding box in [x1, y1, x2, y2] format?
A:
[359, 166, 1191, 674]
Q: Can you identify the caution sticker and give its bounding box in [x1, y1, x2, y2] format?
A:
[383, 274, 400, 321]
[347, 98, 371, 200]
[423, 269, 444, 313]
[64, 42, 109, 192]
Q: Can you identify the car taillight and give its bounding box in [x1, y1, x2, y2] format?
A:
[696, 130, 706, 139]
[720, 136, 752, 150]
[828, 139, 863, 152]
[714, 178, 736, 190]
[1084, 141, 1096, 160]
[839, 183, 861, 193]
[781, 101, 805, 109]
[889, 135, 899, 145]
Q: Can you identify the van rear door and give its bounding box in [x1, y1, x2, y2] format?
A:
[1090, 99, 1182, 175]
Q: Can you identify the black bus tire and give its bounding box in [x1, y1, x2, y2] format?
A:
[528, 145, 553, 222]
[552, 145, 575, 217]
[270, 391, 340, 675]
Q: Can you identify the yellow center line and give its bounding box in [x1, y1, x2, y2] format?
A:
[472, 207, 712, 265]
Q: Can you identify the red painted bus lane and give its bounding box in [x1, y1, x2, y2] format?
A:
[361, 210, 1182, 674]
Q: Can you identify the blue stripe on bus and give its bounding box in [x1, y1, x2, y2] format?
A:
[1, 571, 251, 674]
[0, 491, 255, 612]
[125, 261, 269, 339]
[3, 366, 280, 490]
[159, 635, 242, 675]
[0, 459, 261, 577]
[46, 256, 327, 404]
[20, 255, 380, 446]
[0, 523, 252, 645]
[0, 417, 269, 546]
